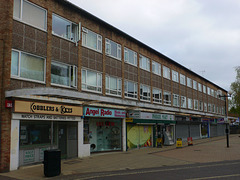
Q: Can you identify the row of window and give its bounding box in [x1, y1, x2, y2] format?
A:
[13, 0, 223, 101]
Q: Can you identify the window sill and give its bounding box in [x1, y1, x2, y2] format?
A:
[11, 76, 46, 84]
[52, 33, 78, 44]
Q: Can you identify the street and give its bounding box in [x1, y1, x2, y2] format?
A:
[76, 160, 240, 180]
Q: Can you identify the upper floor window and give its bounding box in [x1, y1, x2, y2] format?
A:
[124, 47, 137, 66]
[172, 70, 179, 83]
[187, 77, 192, 88]
[180, 74, 186, 85]
[207, 87, 211, 95]
[152, 88, 162, 104]
[204, 102, 207, 112]
[199, 101, 203, 111]
[139, 55, 150, 71]
[208, 103, 212, 112]
[105, 39, 121, 60]
[13, 0, 47, 30]
[181, 96, 187, 108]
[211, 89, 214, 96]
[140, 84, 151, 101]
[105, 75, 122, 96]
[188, 98, 193, 109]
[203, 85, 206, 93]
[51, 61, 77, 88]
[152, 61, 161, 76]
[52, 14, 78, 41]
[82, 69, 102, 93]
[194, 99, 198, 110]
[193, 80, 197, 90]
[11, 50, 45, 82]
[82, 27, 102, 52]
[124, 80, 137, 99]
[173, 94, 180, 107]
[163, 91, 171, 105]
[163, 66, 170, 80]
[212, 104, 215, 113]
[198, 83, 202, 92]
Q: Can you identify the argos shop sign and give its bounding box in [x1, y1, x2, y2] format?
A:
[83, 107, 126, 118]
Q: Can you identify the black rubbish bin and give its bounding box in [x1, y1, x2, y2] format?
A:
[43, 149, 61, 177]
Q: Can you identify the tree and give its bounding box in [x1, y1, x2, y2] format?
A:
[229, 66, 240, 116]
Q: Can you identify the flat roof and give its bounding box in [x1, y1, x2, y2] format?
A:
[60, 0, 227, 92]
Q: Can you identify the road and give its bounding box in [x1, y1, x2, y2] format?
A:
[75, 160, 240, 180]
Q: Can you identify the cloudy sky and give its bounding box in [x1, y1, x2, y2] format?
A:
[69, 0, 240, 91]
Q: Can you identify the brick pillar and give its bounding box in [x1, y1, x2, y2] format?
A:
[0, 0, 13, 173]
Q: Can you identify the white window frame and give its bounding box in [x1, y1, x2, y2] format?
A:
[124, 47, 137, 66]
[13, 0, 47, 31]
[124, 80, 138, 99]
[180, 74, 186, 85]
[181, 96, 187, 108]
[51, 61, 77, 88]
[11, 49, 46, 83]
[173, 94, 180, 107]
[187, 77, 192, 88]
[203, 85, 206, 93]
[139, 55, 150, 71]
[82, 27, 102, 53]
[152, 88, 162, 104]
[52, 13, 79, 42]
[140, 84, 151, 102]
[152, 61, 161, 76]
[207, 87, 211, 95]
[105, 75, 122, 97]
[188, 98, 193, 109]
[194, 99, 198, 110]
[163, 66, 170, 80]
[199, 101, 203, 111]
[105, 38, 121, 60]
[193, 80, 197, 90]
[198, 83, 202, 92]
[211, 89, 214, 97]
[208, 103, 212, 112]
[81, 68, 102, 93]
[204, 102, 207, 112]
[172, 70, 179, 83]
[163, 91, 171, 105]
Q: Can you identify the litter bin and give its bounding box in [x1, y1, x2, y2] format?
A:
[43, 149, 61, 177]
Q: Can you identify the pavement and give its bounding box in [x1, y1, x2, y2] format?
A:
[1, 134, 240, 180]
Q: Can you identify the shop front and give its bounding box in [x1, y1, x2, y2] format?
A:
[10, 100, 83, 170]
[83, 107, 126, 153]
[127, 111, 175, 150]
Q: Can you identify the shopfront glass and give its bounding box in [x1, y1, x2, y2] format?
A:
[127, 124, 153, 149]
[88, 118, 122, 152]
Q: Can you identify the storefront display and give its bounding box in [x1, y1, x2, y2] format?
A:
[83, 107, 125, 153]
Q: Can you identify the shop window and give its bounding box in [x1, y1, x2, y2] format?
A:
[163, 66, 170, 80]
[181, 96, 186, 108]
[13, 0, 47, 30]
[187, 77, 192, 88]
[88, 119, 122, 152]
[139, 55, 150, 71]
[82, 27, 102, 52]
[20, 121, 55, 146]
[140, 84, 151, 101]
[180, 74, 186, 85]
[152, 61, 161, 76]
[105, 75, 122, 96]
[11, 50, 45, 82]
[105, 38, 121, 60]
[188, 98, 193, 109]
[124, 80, 138, 99]
[82, 69, 102, 93]
[124, 47, 137, 66]
[52, 14, 78, 42]
[172, 70, 179, 83]
[194, 99, 198, 110]
[163, 91, 171, 105]
[51, 61, 77, 88]
[152, 88, 162, 104]
[173, 94, 179, 107]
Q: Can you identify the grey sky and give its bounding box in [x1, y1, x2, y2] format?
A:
[69, 0, 240, 91]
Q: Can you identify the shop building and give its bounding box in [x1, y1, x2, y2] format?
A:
[0, 0, 229, 172]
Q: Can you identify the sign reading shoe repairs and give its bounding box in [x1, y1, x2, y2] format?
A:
[83, 107, 125, 118]
[14, 100, 83, 116]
